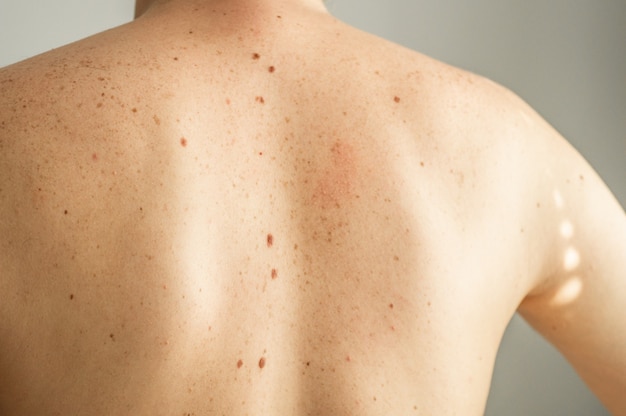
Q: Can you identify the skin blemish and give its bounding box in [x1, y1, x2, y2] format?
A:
[389, 303, 394, 309]
[180, 137, 188, 147]
[237, 359, 243, 369]
[70, 294, 74, 300]
[252, 53, 261, 60]
[174, 57, 179, 61]
[259, 357, 266, 369]
[64, 210, 69, 215]
[132, 108, 138, 113]
[153, 115, 161, 125]
[109, 333, 115, 341]
[394, 96, 401, 103]
[92, 153, 98, 161]
[267, 234, 274, 247]
[255, 96, 265, 104]
[271, 269, 278, 279]
[312, 140, 358, 208]
[268, 66, 275, 73]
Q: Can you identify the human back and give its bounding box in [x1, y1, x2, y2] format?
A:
[1, 1, 626, 415]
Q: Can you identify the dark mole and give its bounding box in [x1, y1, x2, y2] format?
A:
[237, 359, 243, 369]
[70, 294, 74, 300]
[180, 137, 188, 147]
[271, 269, 278, 279]
[267, 234, 274, 247]
[132, 108, 138, 113]
[394, 96, 401, 103]
[174, 57, 179, 61]
[252, 53, 261, 60]
[64, 210, 69, 215]
[259, 357, 266, 369]
[109, 333, 115, 341]
[268, 66, 275, 73]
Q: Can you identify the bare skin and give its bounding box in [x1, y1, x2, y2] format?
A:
[1, 0, 625, 414]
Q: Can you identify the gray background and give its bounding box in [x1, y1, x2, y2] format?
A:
[1, 1, 624, 414]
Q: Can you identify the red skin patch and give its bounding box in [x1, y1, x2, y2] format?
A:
[311, 140, 358, 208]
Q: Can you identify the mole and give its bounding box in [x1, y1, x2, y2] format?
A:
[69, 294, 74, 300]
[267, 234, 274, 247]
[255, 96, 265, 104]
[259, 357, 266, 369]
[394, 96, 401, 103]
[268, 66, 275, 73]
[237, 359, 243, 369]
[271, 269, 278, 279]
[252, 53, 260, 60]
[180, 137, 188, 147]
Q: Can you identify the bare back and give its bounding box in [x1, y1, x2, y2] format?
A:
[2, 2, 625, 415]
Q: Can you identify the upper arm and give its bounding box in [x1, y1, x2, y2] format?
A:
[517, 109, 626, 414]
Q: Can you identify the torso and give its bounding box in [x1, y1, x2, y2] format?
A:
[0, 2, 543, 414]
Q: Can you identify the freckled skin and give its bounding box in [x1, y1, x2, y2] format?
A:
[1, 0, 625, 415]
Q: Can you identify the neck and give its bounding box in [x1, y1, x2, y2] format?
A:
[135, 0, 326, 19]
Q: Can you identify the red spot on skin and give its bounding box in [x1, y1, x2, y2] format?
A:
[268, 66, 275, 73]
[346, 355, 351, 362]
[92, 153, 98, 161]
[226, 98, 231, 105]
[252, 53, 260, 60]
[394, 96, 401, 103]
[259, 357, 266, 369]
[267, 234, 274, 247]
[237, 359, 243, 369]
[180, 137, 188, 147]
[271, 269, 278, 279]
[389, 303, 394, 309]
[311, 140, 358, 208]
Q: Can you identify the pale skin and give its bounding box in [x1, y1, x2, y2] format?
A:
[0, 0, 625, 414]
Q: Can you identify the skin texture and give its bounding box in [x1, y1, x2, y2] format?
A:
[1, 0, 625, 414]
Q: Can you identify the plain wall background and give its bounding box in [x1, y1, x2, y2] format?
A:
[1, 1, 624, 414]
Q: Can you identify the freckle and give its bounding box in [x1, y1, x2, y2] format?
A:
[271, 269, 278, 279]
[267, 234, 274, 247]
[132, 108, 138, 113]
[389, 303, 394, 309]
[277, 15, 282, 19]
[180, 137, 188, 147]
[579, 175, 585, 181]
[174, 57, 179, 61]
[259, 357, 266, 369]
[96, 102, 103, 108]
[393, 255, 400, 261]
[252, 53, 260, 60]
[268, 66, 275, 73]
[237, 359, 243, 369]
[420, 161, 425, 167]
[153, 115, 161, 125]
[394, 96, 401, 103]
[109, 333, 115, 341]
